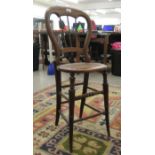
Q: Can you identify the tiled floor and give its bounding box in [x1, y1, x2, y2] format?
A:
[33, 65, 121, 93]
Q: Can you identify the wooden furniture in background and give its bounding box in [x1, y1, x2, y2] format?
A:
[33, 30, 40, 71]
[45, 6, 110, 153]
[33, 18, 53, 69]
[39, 30, 50, 69]
[111, 48, 121, 76]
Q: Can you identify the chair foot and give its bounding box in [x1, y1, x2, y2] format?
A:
[69, 73, 75, 153]
[55, 123, 58, 126]
[79, 106, 84, 118]
[107, 127, 111, 138]
[55, 110, 60, 126]
[107, 135, 111, 141]
[55, 66, 61, 127]
[69, 143, 73, 153]
[103, 71, 111, 138]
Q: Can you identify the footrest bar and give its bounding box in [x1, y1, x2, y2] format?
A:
[62, 82, 84, 88]
[84, 103, 104, 113]
[87, 86, 100, 92]
[74, 112, 105, 123]
[61, 101, 68, 104]
[75, 91, 103, 100]
[61, 93, 69, 101]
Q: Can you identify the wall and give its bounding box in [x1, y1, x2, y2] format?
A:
[91, 16, 121, 26]
[33, 4, 47, 18]
[33, 4, 121, 28]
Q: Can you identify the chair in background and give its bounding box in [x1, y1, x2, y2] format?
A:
[45, 6, 110, 153]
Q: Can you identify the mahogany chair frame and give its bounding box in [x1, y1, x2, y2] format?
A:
[45, 6, 110, 153]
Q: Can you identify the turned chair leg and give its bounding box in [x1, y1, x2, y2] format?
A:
[79, 73, 89, 118]
[69, 73, 75, 153]
[55, 64, 62, 126]
[103, 71, 110, 137]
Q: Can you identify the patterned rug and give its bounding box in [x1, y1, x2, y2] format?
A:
[33, 82, 121, 155]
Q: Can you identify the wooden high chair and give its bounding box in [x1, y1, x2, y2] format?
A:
[45, 6, 110, 153]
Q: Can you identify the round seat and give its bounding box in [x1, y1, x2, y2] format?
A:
[58, 62, 107, 73]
